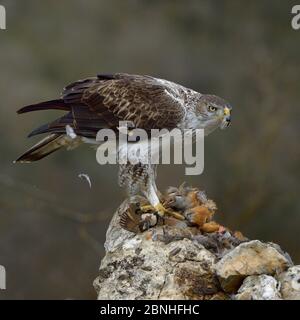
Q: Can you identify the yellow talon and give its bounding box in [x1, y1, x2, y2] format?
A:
[154, 203, 185, 221]
[140, 205, 155, 212]
[141, 203, 185, 221]
[154, 203, 167, 216]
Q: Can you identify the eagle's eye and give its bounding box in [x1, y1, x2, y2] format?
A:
[208, 105, 217, 112]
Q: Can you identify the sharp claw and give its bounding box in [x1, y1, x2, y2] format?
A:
[140, 205, 155, 212]
[140, 203, 185, 221]
[168, 211, 185, 221]
[154, 203, 185, 221]
[154, 203, 167, 216]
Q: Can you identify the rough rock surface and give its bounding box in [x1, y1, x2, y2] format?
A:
[277, 266, 300, 300]
[235, 275, 281, 300]
[94, 199, 298, 300]
[215, 240, 292, 292]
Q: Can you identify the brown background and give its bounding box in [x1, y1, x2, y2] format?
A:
[0, 0, 299, 299]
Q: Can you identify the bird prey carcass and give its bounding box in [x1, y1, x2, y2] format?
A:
[15, 73, 232, 218]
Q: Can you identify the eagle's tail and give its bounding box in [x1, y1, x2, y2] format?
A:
[17, 99, 69, 114]
[14, 134, 66, 163]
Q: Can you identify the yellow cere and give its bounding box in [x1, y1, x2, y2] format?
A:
[224, 107, 230, 116]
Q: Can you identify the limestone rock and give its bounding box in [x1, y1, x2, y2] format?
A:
[215, 240, 292, 293]
[278, 266, 300, 300]
[159, 239, 221, 299]
[235, 275, 281, 300]
[94, 198, 298, 300]
[94, 230, 226, 300]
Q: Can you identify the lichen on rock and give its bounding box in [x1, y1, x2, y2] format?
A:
[94, 227, 226, 300]
[94, 186, 299, 300]
[235, 275, 281, 300]
[277, 266, 300, 300]
[214, 240, 292, 293]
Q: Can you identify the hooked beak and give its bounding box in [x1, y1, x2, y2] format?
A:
[224, 107, 230, 117]
[221, 107, 231, 129]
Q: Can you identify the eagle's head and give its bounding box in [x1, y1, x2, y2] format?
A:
[195, 94, 232, 135]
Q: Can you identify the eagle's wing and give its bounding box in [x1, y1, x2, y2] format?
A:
[19, 73, 187, 138]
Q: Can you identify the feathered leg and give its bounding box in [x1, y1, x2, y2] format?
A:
[118, 162, 184, 219]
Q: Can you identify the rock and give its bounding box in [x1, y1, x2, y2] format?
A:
[235, 275, 281, 300]
[159, 239, 222, 299]
[94, 229, 226, 300]
[94, 197, 298, 300]
[277, 266, 300, 300]
[94, 230, 167, 300]
[215, 240, 292, 293]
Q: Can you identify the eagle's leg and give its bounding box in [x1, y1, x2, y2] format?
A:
[141, 202, 185, 220]
[118, 163, 142, 205]
[143, 182, 184, 220]
[119, 163, 184, 220]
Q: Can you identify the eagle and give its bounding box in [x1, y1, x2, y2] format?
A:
[15, 73, 232, 218]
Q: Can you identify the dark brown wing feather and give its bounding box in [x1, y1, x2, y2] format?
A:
[17, 99, 69, 114]
[18, 73, 186, 138]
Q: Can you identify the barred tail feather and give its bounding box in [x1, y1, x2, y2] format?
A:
[14, 134, 64, 163]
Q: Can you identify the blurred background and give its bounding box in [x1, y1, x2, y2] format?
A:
[0, 0, 299, 299]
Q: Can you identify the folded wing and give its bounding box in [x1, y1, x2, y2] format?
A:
[18, 73, 186, 139]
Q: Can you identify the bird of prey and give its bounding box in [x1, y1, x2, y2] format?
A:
[16, 73, 232, 218]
